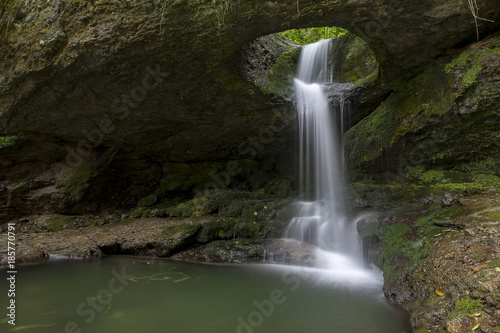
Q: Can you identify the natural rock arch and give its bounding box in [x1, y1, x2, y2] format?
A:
[1, 0, 499, 162]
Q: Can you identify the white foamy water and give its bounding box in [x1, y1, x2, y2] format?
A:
[285, 39, 362, 270]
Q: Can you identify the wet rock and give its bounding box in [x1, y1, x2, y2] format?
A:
[261, 239, 317, 267]
[0, 217, 215, 267]
[171, 238, 318, 266]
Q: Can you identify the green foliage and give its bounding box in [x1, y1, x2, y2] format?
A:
[279, 27, 347, 45]
[63, 163, 97, 201]
[0, 135, 17, 149]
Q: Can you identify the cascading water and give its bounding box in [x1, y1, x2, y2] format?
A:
[285, 39, 361, 268]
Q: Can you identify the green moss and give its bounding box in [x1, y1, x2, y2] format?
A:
[345, 63, 455, 168]
[357, 220, 382, 239]
[458, 157, 500, 187]
[0, 135, 18, 149]
[383, 223, 409, 256]
[407, 167, 450, 184]
[137, 194, 158, 208]
[129, 207, 150, 218]
[347, 183, 427, 210]
[445, 39, 500, 90]
[46, 215, 74, 232]
[197, 218, 263, 243]
[448, 296, 484, 319]
[341, 36, 378, 83]
[62, 163, 96, 201]
[382, 223, 409, 277]
[162, 223, 201, 239]
[265, 47, 300, 96]
[164, 196, 217, 218]
[381, 206, 461, 280]
[353, 72, 377, 86]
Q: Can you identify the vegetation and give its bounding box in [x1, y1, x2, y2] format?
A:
[46, 215, 74, 232]
[279, 27, 347, 45]
[0, 135, 17, 149]
[448, 296, 484, 319]
[381, 204, 463, 280]
[345, 63, 454, 168]
[265, 47, 301, 96]
[341, 36, 378, 83]
[445, 39, 500, 90]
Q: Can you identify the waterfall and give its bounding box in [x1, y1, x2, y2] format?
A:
[285, 39, 361, 268]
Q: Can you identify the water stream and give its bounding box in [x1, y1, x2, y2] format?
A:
[285, 39, 361, 265]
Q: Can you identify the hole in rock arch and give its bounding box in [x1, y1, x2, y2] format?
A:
[240, 26, 381, 133]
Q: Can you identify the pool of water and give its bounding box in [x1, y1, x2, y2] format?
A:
[1, 256, 411, 333]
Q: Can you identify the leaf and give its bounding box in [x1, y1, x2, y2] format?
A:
[253, 212, 258, 216]
[494, 267, 500, 272]
[472, 323, 480, 331]
[435, 288, 445, 296]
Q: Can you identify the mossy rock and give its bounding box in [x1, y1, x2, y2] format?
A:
[62, 163, 97, 201]
[447, 296, 484, 319]
[337, 34, 378, 83]
[162, 223, 201, 240]
[199, 239, 265, 262]
[0, 135, 18, 149]
[264, 46, 301, 97]
[46, 215, 76, 232]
